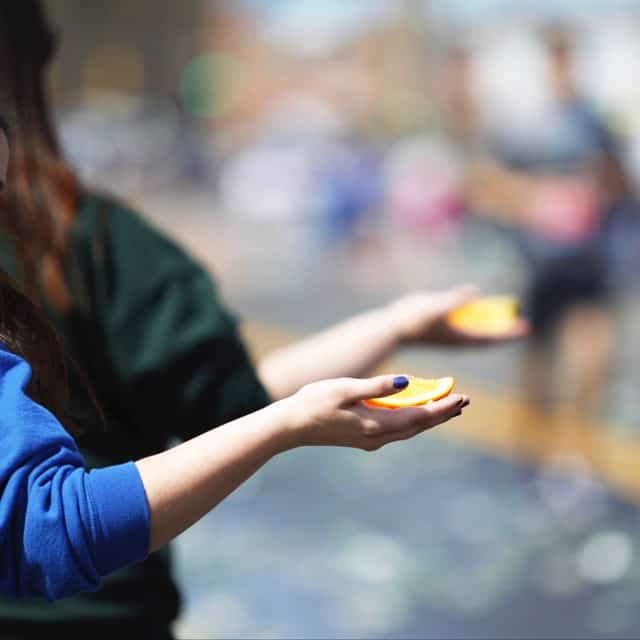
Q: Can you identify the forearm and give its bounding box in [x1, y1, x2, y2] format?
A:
[466, 161, 532, 221]
[136, 401, 292, 551]
[257, 308, 400, 399]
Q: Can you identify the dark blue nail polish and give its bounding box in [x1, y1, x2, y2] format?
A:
[393, 376, 409, 389]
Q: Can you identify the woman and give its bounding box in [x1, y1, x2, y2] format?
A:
[0, 3, 525, 638]
[0, 113, 471, 603]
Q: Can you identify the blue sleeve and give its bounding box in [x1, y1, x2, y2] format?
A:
[0, 346, 150, 601]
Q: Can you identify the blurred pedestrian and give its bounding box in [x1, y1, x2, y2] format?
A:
[468, 26, 639, 459]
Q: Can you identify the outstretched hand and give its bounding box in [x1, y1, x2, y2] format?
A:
[387, 284, 530, 347]
[284, 375, 470, 452]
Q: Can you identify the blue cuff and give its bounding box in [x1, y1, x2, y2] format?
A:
[86, 462, 150, 576]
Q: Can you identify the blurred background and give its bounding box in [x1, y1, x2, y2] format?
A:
[46, 0, 640, 637]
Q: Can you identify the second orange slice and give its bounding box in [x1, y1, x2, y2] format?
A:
[365, 376, 455, 409]
[447, 295, 519, 334]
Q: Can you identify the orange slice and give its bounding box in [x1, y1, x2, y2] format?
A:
[365, 376, 455, 409]
[446, 295, 519, 334]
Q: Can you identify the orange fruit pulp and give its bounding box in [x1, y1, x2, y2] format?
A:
[446, 295, 519, 334]
[365, 376, 455, 409]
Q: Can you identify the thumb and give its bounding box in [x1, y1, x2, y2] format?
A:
[447, 283, 479, 306]
[339, 375, 410, 405]
[435, 283, 479, 316]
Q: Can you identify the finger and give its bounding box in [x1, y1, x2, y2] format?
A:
[447, 317, 531, 344]
[357, 393, 469, 431]
[420, 399, 468, 427]
[416, 393, 469, 423]
[508, 318, 531, 338]
[338, 374, 411, 405]
[403, 404, 466, 436]
[370, 405, 468, 448]
[441, 283, 480, 312]
[424, 284, 480, 323]
[477, 318, 531, 341]
[388, 393, 469, 422]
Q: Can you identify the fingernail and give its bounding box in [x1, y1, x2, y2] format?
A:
[393, 376, 409, 389]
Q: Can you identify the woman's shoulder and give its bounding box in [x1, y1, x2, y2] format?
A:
[74, 190, 194, 266]
[70, 191, 212, 301]
[75, 190, 154, 234]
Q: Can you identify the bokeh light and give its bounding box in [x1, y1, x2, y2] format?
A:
[179, 51, 245, 118]
[577, 530, 634, 584]
[82, 42, 145, 99]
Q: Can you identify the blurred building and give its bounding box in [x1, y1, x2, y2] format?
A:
[46, 0, 200, 102]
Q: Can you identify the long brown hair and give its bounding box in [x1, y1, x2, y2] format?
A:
[0, 0, 80, 306]
[0, 117, 71, 429]
[0, 2, 92, 431]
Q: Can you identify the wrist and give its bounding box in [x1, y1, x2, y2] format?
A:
[384, 297, 414, 345]
[261, 397, 303, 454]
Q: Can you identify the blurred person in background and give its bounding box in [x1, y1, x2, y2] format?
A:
[468, 26, 639, 457]
[0, 2, 527, 638]
[317, 130, 383, 252]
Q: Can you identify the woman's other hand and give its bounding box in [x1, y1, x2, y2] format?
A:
[387, 284, 530, 346]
